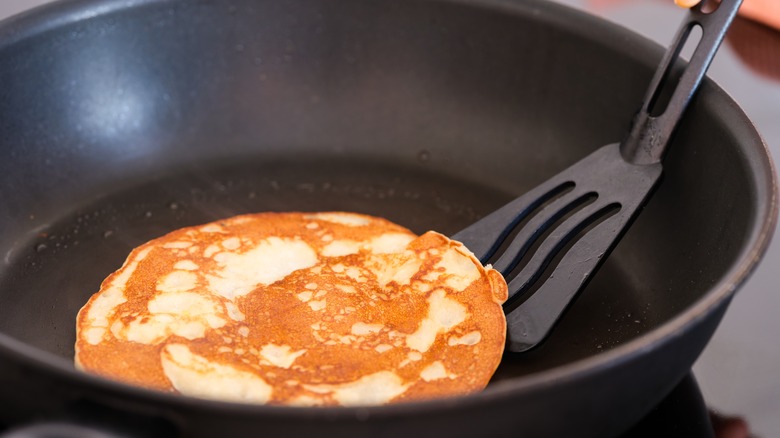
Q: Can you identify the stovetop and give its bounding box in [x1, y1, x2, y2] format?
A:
[623, 373, 715, 438]
[1, 0, 778, 437]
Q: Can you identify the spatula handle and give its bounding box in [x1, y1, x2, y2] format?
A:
[620, 0, 742, 165]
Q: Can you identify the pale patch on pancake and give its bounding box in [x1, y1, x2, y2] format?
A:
[435, 246, 482, 292]
[76, 212, 508, 406]
[344, 267, 364, 282]
[448, 331, 482, 346]
[303, 371, 409, 406]
[322, 240, 361, 257]
[320, 233, 414, 258]
[305, 212, 370, 227]
[290, 395, 325, 407]
[259, 344, 307, 369]
[368, 233, 416, 254]
[174, 260, 199, 271]
[420, 361, 455, 382]
[308, 300, 326, 311]
[296, 291, 313, 302]
[351, 322, 383, 336]
[224, 301, 245, 321]
[82, 247, 152, 345]
[413, 281, 433, 294]
[406, 289, 467, 353]
[164, 241, 192, 249]
[221, 237, 241, 250]
[429, 289, 468, 329]
[336, 284, 356, 294]
[157, 271, 198, 293]
[405, 319, 439, 354]
[375, 344, 393, 353]
[399, 351, 423, 368]
[161, 344, 273, 403]
[121, 291, 226, 344]
[203, 244, 220, 258]
[200, 224, 225, 233]
[207, 237, 318, 300]
[372, 255, 422, 288]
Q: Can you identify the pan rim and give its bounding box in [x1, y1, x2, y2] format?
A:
[0, 0, 776, 418]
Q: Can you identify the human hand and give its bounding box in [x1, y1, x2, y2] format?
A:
[674, 0, 780, 30]
[710, 412, 750, 438]
[674, 0, 701, 8]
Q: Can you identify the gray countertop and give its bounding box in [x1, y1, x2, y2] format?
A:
[2, 0, 778, 436]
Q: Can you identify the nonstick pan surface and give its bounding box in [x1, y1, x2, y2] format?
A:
[0, 0, 775, 437]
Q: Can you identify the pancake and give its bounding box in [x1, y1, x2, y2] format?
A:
[75, 212, 508, 406]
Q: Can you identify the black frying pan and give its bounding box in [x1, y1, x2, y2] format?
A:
[0, 0, 776, 437]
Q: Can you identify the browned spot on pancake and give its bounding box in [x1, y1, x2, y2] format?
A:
[76, 212, 507, 406]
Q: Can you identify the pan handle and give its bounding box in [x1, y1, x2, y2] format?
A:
[0, 400, 177, 438]
[620, 0, 743, 165]
[1, 416, 176, 438]
[2, 422, 126, 438]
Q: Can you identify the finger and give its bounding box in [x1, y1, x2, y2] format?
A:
[740, 0, 780, 30]
[675, 0, 702, 8]
[709, 412, 750, 438]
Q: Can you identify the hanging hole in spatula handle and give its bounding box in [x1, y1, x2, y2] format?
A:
[699, 0, 723, 15]
[620, 0, 742, 165]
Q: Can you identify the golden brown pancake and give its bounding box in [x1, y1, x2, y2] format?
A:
[75, 212, 508, 406]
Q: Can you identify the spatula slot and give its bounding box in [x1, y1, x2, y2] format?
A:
[462, 180, 576, 264]
[483, 182, 576, 268]
[504, 201, 622, 309]
[648, 23, 703, 117]
[491, 190, 598, 277]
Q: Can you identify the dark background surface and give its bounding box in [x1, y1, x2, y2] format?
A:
[1, 0, 777, 436]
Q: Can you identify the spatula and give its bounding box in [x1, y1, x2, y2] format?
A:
[452, 0, 742, 352]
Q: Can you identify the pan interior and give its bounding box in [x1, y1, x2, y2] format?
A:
[0, 155, 650, 380]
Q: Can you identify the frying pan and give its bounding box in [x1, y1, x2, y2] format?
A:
[0, 0, 775, 437]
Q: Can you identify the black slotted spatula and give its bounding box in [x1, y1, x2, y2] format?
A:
[452, 0, 742, 352]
